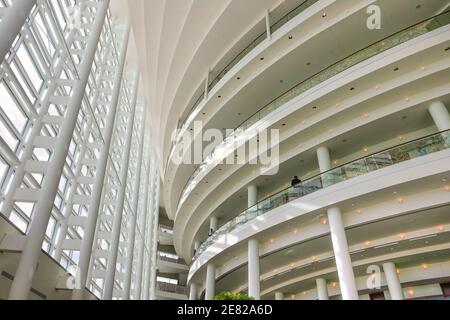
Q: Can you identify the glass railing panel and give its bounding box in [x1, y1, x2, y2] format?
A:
[193, 130, 450, 261]
[180, 12, 450, 211]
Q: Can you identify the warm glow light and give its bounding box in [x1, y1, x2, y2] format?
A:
[421, 263, 428, 270]
[438, 225, 445, 231]
[364, 241, 371, 246]
[331, 282, 337, 288]
[363, 147, 369, 152]
[321, 217, 328, 225]
[399, 233, 406, 240]
[444, 185, 450, 192]
[290, 263, 295, 268]
[404, 97, 410, 102]
[291, 295, 296, 300]
[397, 197, 404, 204]
[396, 268, 400, 274]
[363, 113, 369, 118]
[398, 135, 404, 140]
[421, 66, 427, 71]
[293, 228, 299, 234]
[408, 289, 414, 296]
[270, 239, 275, 243]
[356, 209, 363, 214]
[374, 84, 380, 89]
[311, 256, 317, 261]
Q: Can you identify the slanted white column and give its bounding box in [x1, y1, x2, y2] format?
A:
[204, 70, 210, 99]
[209, 216, 218, 233]
[189, 283, 198, 300]
[8, 0, 110, 300]
[429, 101, 450, 131]
[327, 207, 358, 300]
[275, 292, 284, 300]
[149, 183, 160, 300]
[103, 71, 140, 301]
[122, 113, 146, 300]
[72, 20, 131, 301]
[248, 239, 260, 300]
[316, 278, 329, 300]
[382, 262, 404, 300]
[134, 147, 152, 300]
[0, 0, 36, 64]
[317, 146, 332, 172]
[143, 172, 156, 300]
[248, 185, 258, 207]
[205, 264, 216, 300]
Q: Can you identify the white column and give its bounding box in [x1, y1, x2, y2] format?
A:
[134, 146, 152, 300]
[8, 0, 110, 300]
[265, 9, 271, 40]
[248, 185, 258, 207]
[72, 21, 131, 301]
[248, 239, 260, 300]
[327, 207, 358, 300]
[316, 278, 329, 300]
[205, 264, 216, 300]
[143, 172, 156, 300]
[317, 146, 332, 172]
[189, 283, 198, 300]
[123, 113, 147, 300]
[149, 184, 160, 300]
[103, 71, 140, 300]
[194, 241, 200, 250]
[275, 292, 284, 300]
[209, 216, 218, 233]
[429, 101, 450, 131]
[382, 262, 404, 300]
[0, 0, 36, 64]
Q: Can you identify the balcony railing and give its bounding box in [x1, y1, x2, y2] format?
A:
[178, 11, 450, 211]
[158, 252, 185, 265]
[156, 282, 189, 296]
[166, 0, 320, 170]
[192, 130, 450, 261]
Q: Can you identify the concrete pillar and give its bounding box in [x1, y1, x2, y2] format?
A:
[275, 292, 284, 300]
[429, 101, 450, 131]
[327, 207, 358, 300]
[189, 283, 198, 300]
[8, 0, 110, 300]
[72, 19, 131, 301]
[316, 278, 329, 300]
[317, 146, 332, 172]
[383, 262, 404, 300]
[248, 239, 260, 300]
[205, 264, 216, 300]
[0, 0, 36, 64]
[209, 216, 218, 233]
[248, 185, 258, 207]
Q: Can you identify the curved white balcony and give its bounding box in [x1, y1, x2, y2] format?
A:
[188, 130, 450, 282]
[175, 11, 450, 215]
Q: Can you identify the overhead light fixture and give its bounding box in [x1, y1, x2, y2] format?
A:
[322, 12, 327, 17]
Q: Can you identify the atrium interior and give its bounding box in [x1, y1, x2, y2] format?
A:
[0, 0, 449, 300]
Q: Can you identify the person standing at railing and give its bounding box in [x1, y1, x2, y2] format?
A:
[291, 176, 302, 187]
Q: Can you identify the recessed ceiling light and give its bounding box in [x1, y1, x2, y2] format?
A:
[280, 80, 284, 83]
[402, 115, 408, 120]
[445, 47, 450, 51]
[394, 67, 400, 71]
[282, 123, 286, 126]
[322, 12, 327, 17]
[416, 4, 421, 9]
[306, 62, 311, 66]
[350, 87, 355, 91]
[312, 106, 317, 110]
[342, 139, 347, 143]
[237, 77, 241, 80]
[288, 35, 293, 40]
[218, 95, 222, 98]
[260, 57, 265, 61]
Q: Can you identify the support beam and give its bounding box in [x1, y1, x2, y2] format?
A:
[189, 283, 198, 300]
[316, 278, 329, 300]
[248, 239, 260, 300]
[209, 216, 218, 234]
[72, 20, 131, 301]
[134, 142, 152, 300]
[123, 111, 147, 300]
[383, 262, 404, 300]
[0, 0, 36, 64]
[102, 70, 140, 300]
[327, 207, 358, 300]
[248, 185, 258, 207]
[265, 9, 271, 40]
[205, 264, 215, 300]
[317, 146, 332, 172]
[429, 101, 450, 131]
[8, 0, 110, 300]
